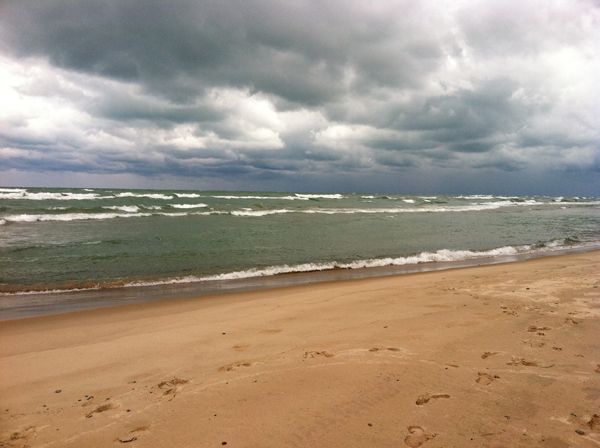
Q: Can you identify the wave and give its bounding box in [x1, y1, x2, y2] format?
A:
[0, 219, 5, 226]
[170, 203, 208, 209]
[2, 199, 593, 225]
[0, 191, 104, 200]
[0, 187, 27, 193]
[103, 205, 140, 213]
[174, 193, 202, 198]
[0, 202, 522, 224]
[3, 212, 152, 223]
[123, 240, 596, 288]
[4, 238, 598, 295]
[229, 202, 530, 217]
[295, 193, 343, 199]
[402, 199, 416, 204]
[210, 195, 307, 200]
[455, 195, 496, 200]
[231, 209, 292, 216]
[115, 192, 172, 199]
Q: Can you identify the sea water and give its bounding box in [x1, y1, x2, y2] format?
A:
[1, 187, 599, 300]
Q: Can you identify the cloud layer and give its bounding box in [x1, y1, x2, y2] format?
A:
[1, 0, 599, 193]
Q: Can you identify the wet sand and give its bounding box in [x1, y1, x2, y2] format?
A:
[1, 251, 599, 447]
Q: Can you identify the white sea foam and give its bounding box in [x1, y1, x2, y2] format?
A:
[295, 193, 344, 199]
[402, 199, 416, 204]
[156, 212, 190, 217]
[0, 187, 26, 193]
[174, 193, 202, 198]
[231, 209, 292, 216]
[104, 205, 140, 213]
[171, 203, 208, 209]
[0, 191, 103, 200]
[123, 245, 532, 287]
[7, 239, 599, 295]
[455, 194, 495, 200]
[361, 195, 375, 199]
[0, 219, 5, 226]
[115, 192, 173, 199]
[228, 202, 525, 217]
[210, 195, 306, 200]
[4, 212, 151, 223]
[418, 196, 438, 199]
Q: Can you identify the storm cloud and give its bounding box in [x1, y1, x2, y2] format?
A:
[1, 0, 599, 194]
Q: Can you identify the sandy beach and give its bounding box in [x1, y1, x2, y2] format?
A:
[1, 251, 599, 448]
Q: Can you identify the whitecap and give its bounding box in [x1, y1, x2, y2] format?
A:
[103, 205, 140, 213]
[294, 193, 344, 199]
[122, 244, 539, 287]
[170, 203, 208, 209]
[174, 193, 202, 198]
[210, 195, 306, 200]
[115, 192, 173, 200]
[0, 191, 103, 200]
[4, 212, 151, 223]
[231, 209, 292, 217]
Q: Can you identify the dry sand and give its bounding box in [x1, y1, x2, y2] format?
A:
[1, 251, 599, 448]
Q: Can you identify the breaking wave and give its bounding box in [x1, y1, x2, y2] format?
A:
[115, 192, 172, 200]
[170, 203, 208, 209]
[0, 191, 104, 200]
[120, 239, 596, 288]
[174, 193, 202, 198]
[3, 212, 152, 223]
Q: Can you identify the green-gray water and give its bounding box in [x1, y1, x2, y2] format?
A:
[1, 187, 599, 297]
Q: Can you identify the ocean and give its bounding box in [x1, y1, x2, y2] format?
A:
[1, 187, 599, 317]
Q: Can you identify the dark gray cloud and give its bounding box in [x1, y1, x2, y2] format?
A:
[0, 0, 599, 194]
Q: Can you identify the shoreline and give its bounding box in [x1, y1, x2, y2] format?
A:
[1, 250, 599, 447]
[2, 244, 599, 321]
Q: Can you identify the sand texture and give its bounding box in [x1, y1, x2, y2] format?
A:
[1, 251, 599, 447]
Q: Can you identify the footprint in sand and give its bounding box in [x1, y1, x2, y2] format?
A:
[5, 426, 37, 445]
[588, 414, 600, 431]
[506, 357, 554, 368]
[404, 426, 436, 447]
[481, 352, 498, 359]
[156, 377, 189, 398]
[218, 361, 253, 372]
[303, 351, 334, 359]
[232, 344, 250, 352]
[117, 426, 149, 444]
[528, 325, 551, 332]
[502, 307, 518, 316]
[476, 372, 500, 385]
[415, 393, 450, 405]
[368, 347, 401, 353]
[85, 402, 117, 418]
[521, 339, 546, 348]
[564, 317, 580, 325]
[595, 364, 600, 374]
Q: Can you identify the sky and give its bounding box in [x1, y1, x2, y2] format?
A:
[0, 0, 599, 195]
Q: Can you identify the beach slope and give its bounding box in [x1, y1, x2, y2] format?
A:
[1, 251, 599, 447]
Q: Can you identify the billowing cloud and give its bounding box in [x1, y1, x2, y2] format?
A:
[0, 0, 599, 194]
